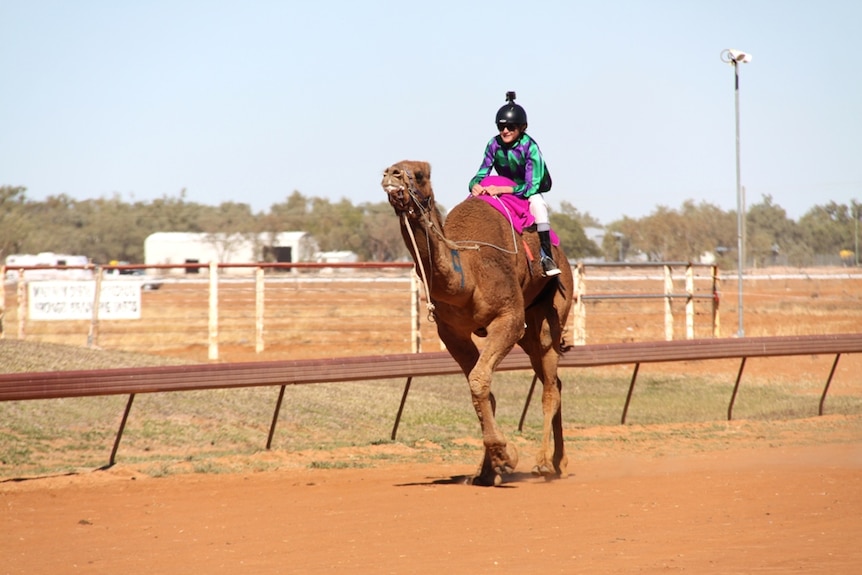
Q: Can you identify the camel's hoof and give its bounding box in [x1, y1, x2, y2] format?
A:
[467, 473, 501, 487]
[531, 464, 555, 477]
[497, 443, 519, 473]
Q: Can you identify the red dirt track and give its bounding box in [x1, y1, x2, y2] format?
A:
[3, 430, 861, 574]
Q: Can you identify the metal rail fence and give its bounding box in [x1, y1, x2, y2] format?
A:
[2, 333, 860, 468]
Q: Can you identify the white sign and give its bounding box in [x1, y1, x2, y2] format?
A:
[28, 281, 142, 320]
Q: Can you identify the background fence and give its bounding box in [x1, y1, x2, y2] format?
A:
[2, 262, 861, 363]
[572, 262, 719, 344]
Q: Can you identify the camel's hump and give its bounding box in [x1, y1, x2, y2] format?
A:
[445, 197, 515, 242]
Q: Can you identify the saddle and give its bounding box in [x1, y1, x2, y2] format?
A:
[470, 176, 559, 246]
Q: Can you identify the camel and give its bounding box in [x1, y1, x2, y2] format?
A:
[381, 160, 574, 486]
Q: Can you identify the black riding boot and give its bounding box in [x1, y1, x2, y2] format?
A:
[539, 230, 561, 277]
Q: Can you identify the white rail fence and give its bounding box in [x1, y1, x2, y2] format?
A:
[2, 262, 419, 361]
[5, 261, 856, 360]
[572, 262, 720, 345]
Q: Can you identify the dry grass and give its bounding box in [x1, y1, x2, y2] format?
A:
[2, 345, 861, 478]
[0, 339, 190, 373]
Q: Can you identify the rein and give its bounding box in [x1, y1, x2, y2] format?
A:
[394, 169, 523, 321]
[402, 213, 436, 321]
[402, 170, 516, 254]
[401, 169, 442, 321]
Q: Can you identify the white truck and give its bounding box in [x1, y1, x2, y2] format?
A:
[4, 253, 93, 281]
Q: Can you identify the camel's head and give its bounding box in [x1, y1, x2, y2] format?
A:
[381, 160, 434, 217]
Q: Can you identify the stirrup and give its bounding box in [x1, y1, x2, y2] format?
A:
[541, 256, 561, 277]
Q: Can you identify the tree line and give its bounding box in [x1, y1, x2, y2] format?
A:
[1, 185, 859, 268]
[605, 196, 862, 268]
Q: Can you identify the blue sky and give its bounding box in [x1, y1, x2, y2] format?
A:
[2, 0, 860, 225]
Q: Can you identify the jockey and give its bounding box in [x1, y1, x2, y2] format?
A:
[468, 91, 560, 277]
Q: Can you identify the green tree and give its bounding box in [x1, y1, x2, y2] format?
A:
[632, 206, 683, 261]
[19, 194, 88, 255]
[603, 216, 639, 261]
[77, 195, 148, 263]
[678, 200, 736, 262]
[312, 198, 365, 254]
[746, 195, 801, 267]
[264, 191, 311, 232]
[0, 186, 29, 259]
[798, 201, 852, 262]
[363, 202, 407, 261]
[606, 201, 736, 264]
[141, 189, 207, 233]
[550, 201, 601, 260]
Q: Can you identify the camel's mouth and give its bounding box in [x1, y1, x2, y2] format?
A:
[381, 168, 412, 215]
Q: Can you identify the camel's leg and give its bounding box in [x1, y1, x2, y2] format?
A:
[529, 350, 567, 478]
[467, 314, 524, 482]
[548, 271, 572, 476]
[433, 323, 499, 485]
[536, 388, 566, 477]
[471, 391, 517, 486]
[466, 359, 520, 484]
[439, 316, 522, 484]
[523, 305, 568, 478]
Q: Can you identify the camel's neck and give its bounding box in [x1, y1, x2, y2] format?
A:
[401, 209, 467, 299]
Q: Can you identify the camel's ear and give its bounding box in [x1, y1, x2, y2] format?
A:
[391, 160, 431, 184]
[413, 161, 431, 185]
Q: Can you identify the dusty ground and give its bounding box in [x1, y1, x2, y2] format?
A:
[3, 425, 861, 574]
[2, 268, 861, 574]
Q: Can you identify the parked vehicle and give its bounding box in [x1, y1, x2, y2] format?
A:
[4, 253, 93, 281]
[104, 261, 163, 290]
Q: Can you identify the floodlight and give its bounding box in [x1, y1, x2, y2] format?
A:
[721, 49, 753, 64]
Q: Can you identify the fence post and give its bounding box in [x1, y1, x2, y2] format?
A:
[0, 265, 5, 339]
[712, 264, 721, 337]
[411, 272, 421, 353]
[208, 261, 219, 361]
[17, 279, 26, 339]
[88, 265, 102, 349]
[663, 264, 673, 341]
[574, 263, 586, 345]
[255, 266, 264, 354]
[685, 264, 694, 339]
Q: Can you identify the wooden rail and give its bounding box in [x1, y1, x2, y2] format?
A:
[2, 333, 860, 467]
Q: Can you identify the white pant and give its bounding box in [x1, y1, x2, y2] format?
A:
[528, 193, 550, 232]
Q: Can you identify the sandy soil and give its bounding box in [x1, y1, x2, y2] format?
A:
[3, 417, 861, 575]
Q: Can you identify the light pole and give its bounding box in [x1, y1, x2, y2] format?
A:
[721, 48, 752, 338]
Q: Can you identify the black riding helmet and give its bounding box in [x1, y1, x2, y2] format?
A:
[495, 91, 528, 127]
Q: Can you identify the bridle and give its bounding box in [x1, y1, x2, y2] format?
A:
[382, 167, 521, 320]
[383, 168, 431, 218]
[383, 168, 441, 320]
[384, 168, 481, 251]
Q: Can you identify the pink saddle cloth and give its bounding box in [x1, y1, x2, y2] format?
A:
[469, 176, 559, 246]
